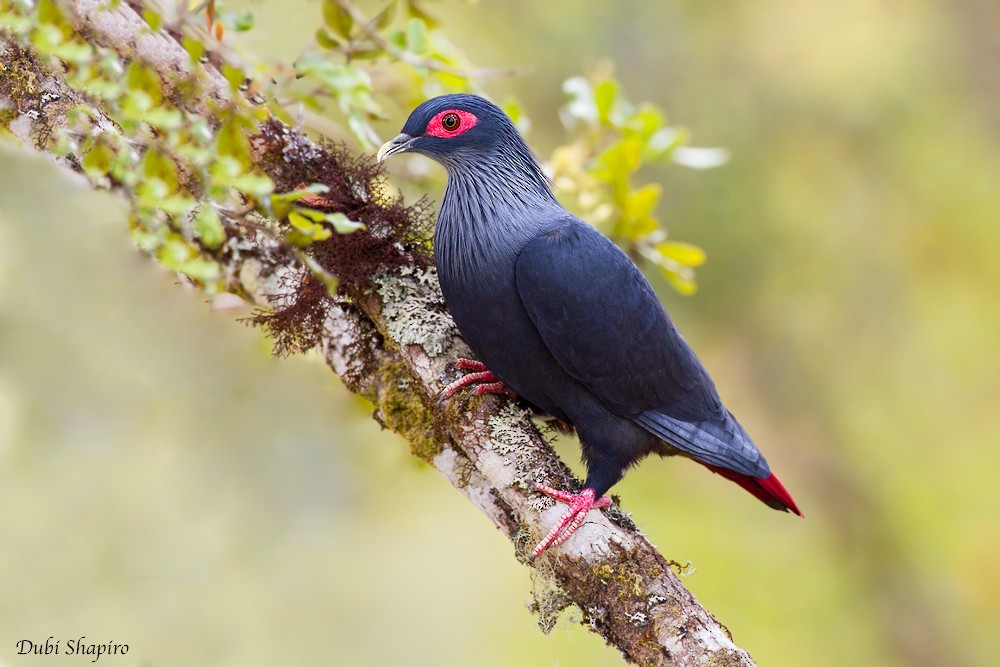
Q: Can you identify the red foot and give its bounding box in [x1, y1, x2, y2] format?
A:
[438, 358, 510, 402]
[532, 484, 612, 558]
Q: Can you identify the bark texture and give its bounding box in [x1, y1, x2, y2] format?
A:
[0, 3, 757, 665]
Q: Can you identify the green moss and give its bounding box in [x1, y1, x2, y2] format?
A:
[588, 555, 645, 601]
[377, 360, 441, 462]
[0, 44, 40, 112]
[0, 106, 18, 132]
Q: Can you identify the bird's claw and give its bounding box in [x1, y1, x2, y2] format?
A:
[532, 484, 612, 558]
[437, 358, 509, 404]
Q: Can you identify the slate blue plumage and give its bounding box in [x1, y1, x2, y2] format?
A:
[378, 94, 800, 555]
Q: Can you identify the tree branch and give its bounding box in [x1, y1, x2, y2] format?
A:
[0, 4, 755, 665]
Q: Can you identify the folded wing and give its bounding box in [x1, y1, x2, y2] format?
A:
[515, 219, 769, 478]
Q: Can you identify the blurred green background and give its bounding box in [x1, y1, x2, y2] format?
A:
[2, 1, 999, 666]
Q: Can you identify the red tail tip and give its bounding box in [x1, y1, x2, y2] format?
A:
[757, 472, 803, 517]
[703, 464, 803, 517]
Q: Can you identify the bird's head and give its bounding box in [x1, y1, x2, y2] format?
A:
[377, 94, 522, 169]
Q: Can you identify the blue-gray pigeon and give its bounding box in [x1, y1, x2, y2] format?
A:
[378, 94, 800, 557]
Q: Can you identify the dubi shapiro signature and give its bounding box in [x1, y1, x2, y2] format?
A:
[15, 637, 128, 663]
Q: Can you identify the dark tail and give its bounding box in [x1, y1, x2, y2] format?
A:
[702, 463, 803, 517]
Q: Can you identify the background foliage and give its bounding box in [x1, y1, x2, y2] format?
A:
[2, 1, 999, 666]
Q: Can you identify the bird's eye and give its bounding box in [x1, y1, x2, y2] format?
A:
[425, 109, 477, 138]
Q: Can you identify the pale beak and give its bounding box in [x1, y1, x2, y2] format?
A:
[377, 133, 415, 163]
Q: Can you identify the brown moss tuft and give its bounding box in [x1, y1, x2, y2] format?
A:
[246, 270, 333, 356]
[247, 120, 436, 356]
[253, 119, 433, 288]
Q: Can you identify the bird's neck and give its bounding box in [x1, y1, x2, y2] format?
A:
[434, 151, 561, 284]
[439, 143, 558, 227]
[442, 143, 556, 212]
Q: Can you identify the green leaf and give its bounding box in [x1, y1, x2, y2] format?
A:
[660, 265, 697, 296]
[81, 141, 115, 178]
[51, 40, 92, 65]
[316, 27, 345, 50]
[36, 0, 68, 27]
[299, 254, 340, 294]
[125, 60, 164, 104]
[288, 210, 333, 243]
[182, 36, 205, 63]
[325, 212, 365, 234]
[143, 7, 162, 31]
[271, 186, 328, 218]
[349, 46, 383, 60]
[214, 115, 255, 169]
[231, 172, 275, 199]
[131, 228, 161, 254]
[144, 107, 184, 131]
[407, 1, 439, 28]
[141, 149, 180, 191]
[209, 155, 243, 183]
[235, 13, 255, 31]
[626, 104, 666, 140]
[406, 18, 428, 56]
[219, 10, 254, 32]
[657, 241, 706, 267]
[373, 1, 397, 31]
[194, 207, 226, 249]
[279, 185, 331, 201]
[624, 183, 661, 221]
[0, 14, 33, 35]
[386, 27, 407, 50]
[295, 54, 372, 92]
[119, 89, 153, 118]
[641, 243, 704, 296]
[178, 257, 222, 283]
[160, 195, 196, 216]
[31, 23, 63, 51]
[221, 64, 246, 92]
[136, 178, 171, 208]
[594, 79, 619, 124]
[157, 237, 194, 269]
[294, 207, 328, 222]
[322, 0, 354, 37]
[593, 138, 642, 202]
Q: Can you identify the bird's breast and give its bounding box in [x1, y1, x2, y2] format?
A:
[433, 221, 569, 417]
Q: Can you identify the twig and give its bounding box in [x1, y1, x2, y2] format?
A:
[335, 0, 532, 80]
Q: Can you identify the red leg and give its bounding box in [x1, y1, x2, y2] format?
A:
[438, 358, 510, 401]
[532, 484, 612, 558]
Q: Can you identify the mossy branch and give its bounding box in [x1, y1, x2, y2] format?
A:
[0, 3, 756, 665]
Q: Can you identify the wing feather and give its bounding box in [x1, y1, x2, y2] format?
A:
[515, 220, 767, 476]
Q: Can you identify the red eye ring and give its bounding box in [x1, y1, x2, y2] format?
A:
[426, 109, 477, 138]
